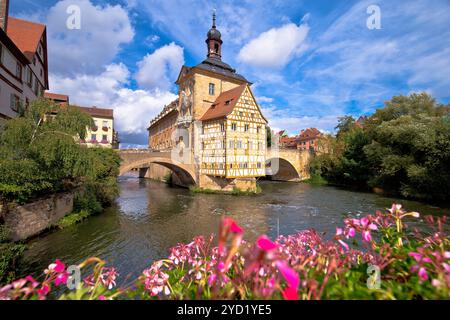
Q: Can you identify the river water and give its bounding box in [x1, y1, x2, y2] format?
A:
[22, 173, 449, 282]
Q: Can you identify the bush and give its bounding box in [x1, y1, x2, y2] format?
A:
[310, 93, 450, 202]
[0, 98, 121, 204]
[57, 210, 91, 229]
[0, 225, 25, 285]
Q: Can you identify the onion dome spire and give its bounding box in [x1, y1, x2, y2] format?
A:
[206, 10, 222, 59]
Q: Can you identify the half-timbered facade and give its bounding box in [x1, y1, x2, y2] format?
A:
[200, 84, 267, 178]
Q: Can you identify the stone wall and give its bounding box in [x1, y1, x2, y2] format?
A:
[144, 163, 172, 182]
[2, 192, 74, 241]
[199, 175, 257, 192]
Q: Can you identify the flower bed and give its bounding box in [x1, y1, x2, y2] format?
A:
[1, 204, 448, 300]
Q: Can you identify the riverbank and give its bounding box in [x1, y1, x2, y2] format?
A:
[303, 174, 450, 208]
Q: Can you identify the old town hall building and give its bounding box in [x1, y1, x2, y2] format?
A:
[148, 14, 267, 192]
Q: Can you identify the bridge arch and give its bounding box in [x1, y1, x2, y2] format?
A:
[265, 157, 301, 181]
[119, 156, 197, 187]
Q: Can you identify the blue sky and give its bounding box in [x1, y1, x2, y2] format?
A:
[11, 0, 450, 147]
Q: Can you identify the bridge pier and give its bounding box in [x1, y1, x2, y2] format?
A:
[138, 167, 148, 178]
[198, 175, 257, 192]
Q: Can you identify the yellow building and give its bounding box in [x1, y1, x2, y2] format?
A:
[148, 13, 267, 191]
[45, 93, 119, 149]
[75, 106, 117, 149]
[199, 84, 267, 178]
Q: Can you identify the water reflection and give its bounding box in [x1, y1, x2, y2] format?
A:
[22, 173, 449, 282]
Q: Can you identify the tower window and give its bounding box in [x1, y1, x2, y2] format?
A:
[209, 83, 215, 95]
[214, 43, 219, 53]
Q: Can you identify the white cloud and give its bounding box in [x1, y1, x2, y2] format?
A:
[262, 106, 339, 135]
[113, 88, 177, 135]
[144, 34, 161, 48]
[45, 0, 134, 76]
[49, 63, 177, 136]
[135, 43, 184, 91]
[238, 22, 309, 68]
[257, 96, 274, 104]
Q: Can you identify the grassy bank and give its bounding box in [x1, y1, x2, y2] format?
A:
[56, 182, 117, 229]
[302, 174, 328, 186]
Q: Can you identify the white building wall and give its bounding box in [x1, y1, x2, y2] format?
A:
[0, 37, 46, 125]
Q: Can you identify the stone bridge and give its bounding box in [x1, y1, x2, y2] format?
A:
[266, 148, 311, 181]
[118, 149, 198, 187]
[117, 148, 311, 186]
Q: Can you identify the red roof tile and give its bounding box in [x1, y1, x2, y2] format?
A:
[44, 92, 69, 103]
[52, 104, 113, 119]
[297, 128, 322, 141]
[7, 17, 45, 61]
[199, 84, 246, 121]
[73, 106, 114, 119]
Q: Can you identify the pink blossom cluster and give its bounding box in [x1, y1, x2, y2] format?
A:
[141, 261, 171, 296]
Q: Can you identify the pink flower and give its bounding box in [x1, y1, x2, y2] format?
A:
[361, 217, 378, 231]
[37, 284, 50, 296]
[335, 228, 349, 250]
[282, 286, 298, 300]
[360, 217, 377, 242]
[388, 204, 402, 215]
[276, 261, 299, 289]
[223, 217, 243, 234]
[55, 272, 68, 286]
[207, 273, 217, 286]
[256, 235, 278, 251]
[409, 252, 422, 262]
[348, 228, 356, 238]
[46, 259, 66, 274]
[217, 261, 226, 272]
[362, 230, 372, 242]
[100, 267, 118, 289]
[12, 278, 27, 290]
[337, 240, 349, 251]
[418, 267, 428, 281]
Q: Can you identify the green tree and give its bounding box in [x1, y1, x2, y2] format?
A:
[335, 116, 356, 137]
[0, 98, 120, 203]
[266, 126, 272, 148]
[310, 93, 450, 202]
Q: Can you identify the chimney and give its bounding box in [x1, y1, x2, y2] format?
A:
[0, 0, 9, 31]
